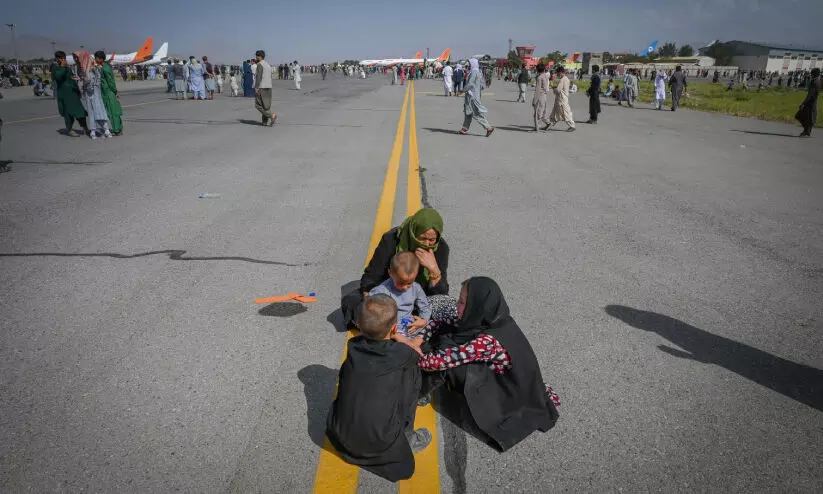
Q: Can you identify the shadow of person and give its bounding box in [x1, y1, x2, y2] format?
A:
[605, 305, 823, 411]
[297, 364, 338, 447]
[730, 129, 799, 138]
[331, 280, 361, 333]
[258, 302, 307, 317]
[326, 309, 348, 333]
[432, 390, 474, 494]
[237, 118, 266, 126]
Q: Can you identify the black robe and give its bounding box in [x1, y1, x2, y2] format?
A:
[426, 277, 559, 451]
[588, 73, 601, 120]
[796, 76, 820, 133]
[341, 227, 450, 326]
[326, 335, 422, 481]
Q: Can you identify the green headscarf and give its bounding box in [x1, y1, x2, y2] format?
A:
[396, 208, 443, 283]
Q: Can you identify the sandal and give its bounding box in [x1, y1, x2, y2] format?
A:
[458, 129, 467, 135]
[486, 127, 495, 137]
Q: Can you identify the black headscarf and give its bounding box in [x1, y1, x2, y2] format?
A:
[452, 277, 512, 345]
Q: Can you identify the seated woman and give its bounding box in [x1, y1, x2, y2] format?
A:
[611, 84, 622, 101]
[341, 208, 450, 328]
[604, 78, 615, 97]
[418, 277, 559, 452]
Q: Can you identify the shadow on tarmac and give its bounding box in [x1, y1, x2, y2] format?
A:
[495, 126, 534, 133]
[0, 250, 307, 266]
[605, 305, 823, 412]
[328, 280, 360, 333]
[258, 302, 307, 317]
[730, 129, 800, 138]
[422, 127, 484, 137]
[433, 390, 473, 494]
[1, 158, 109, 165]
[297, 364, 338, 447]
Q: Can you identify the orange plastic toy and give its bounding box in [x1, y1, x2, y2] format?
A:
[255, 293, 317, 304]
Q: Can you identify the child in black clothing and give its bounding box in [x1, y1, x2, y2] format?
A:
[326, 294, 431, 482]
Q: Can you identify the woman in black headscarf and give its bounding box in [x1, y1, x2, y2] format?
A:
[418, 277, 559, 451]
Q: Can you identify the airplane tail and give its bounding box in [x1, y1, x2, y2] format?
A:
[436, 48, 451, 61]
[644, 40, 659, 56]
[134, 37, 154, 62]
[155, 42, 168, 60]
[413, 51, 422, 59]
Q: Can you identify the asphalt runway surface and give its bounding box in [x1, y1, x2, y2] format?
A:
[1, 74, 822, 493]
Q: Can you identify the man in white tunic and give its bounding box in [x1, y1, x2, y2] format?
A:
[654, 70, 668, 110]
[547, 66, 575, 132]
[293, 60, 302, 90]
[442, 62, 454, 96]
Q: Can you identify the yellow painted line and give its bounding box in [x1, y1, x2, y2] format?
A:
[405, 82, 422, 217]
[312, 83, 412, 494]
[399, 81, 441, 494]
[4, 98, 168, 125]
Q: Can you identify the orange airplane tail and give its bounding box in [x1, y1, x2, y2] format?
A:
[436, 48, 451, 61]
[413, 50, 423, 59]
[133, 37, 154, 62]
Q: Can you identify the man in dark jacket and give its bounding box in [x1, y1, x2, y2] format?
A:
[586, 65, 602, 124]
[516, 64, 529, 102]
[326, 295, 431, 482]
[669, 65, 688, 111]
[797, 68, 820, 137]
[51, 51, 89, 136]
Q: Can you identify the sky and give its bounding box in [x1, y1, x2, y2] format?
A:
[2, 0, 822, 63]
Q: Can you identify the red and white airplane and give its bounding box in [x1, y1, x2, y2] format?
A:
[360, 48, 451, 68]
[66, 37, 154, 66]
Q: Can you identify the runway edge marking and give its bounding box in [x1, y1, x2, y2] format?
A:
[311, 83, 411, 494]
[398, 81, 441, 494]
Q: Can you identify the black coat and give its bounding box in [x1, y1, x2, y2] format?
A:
[326, 336, 421, 481]
[360, 227, 450, 295]
[430, 277, 559, 452]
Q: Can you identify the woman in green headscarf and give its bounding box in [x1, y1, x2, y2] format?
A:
[341, 208, 450, 328]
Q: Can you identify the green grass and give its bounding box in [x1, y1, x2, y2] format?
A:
[574, 80, 820, 126]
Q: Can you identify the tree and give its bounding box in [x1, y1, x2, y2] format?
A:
[543, 50, 568, 66]
[506, 50, 524, 68]
[602, 52, 614, 63]
[678, 45, 694, 57]
[657, 42, 677, 58]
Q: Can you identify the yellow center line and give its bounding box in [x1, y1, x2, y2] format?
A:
[312, 83, 412, 494]
[3, 98, 168, 125]
[398, 82, 441, 494]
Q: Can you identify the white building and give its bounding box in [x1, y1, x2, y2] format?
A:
[700, 41, 823, 73]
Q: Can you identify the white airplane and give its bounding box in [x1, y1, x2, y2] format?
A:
[360, 50, 422, 67]
[134, 42, 169, 66]
[360, 49, 451, 68]
[66, 37, 154, 66]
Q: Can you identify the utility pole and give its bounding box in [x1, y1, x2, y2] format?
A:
[426, 48, 430, 59]
[50, 40, 56, 57]
[5, 24, 18, 70]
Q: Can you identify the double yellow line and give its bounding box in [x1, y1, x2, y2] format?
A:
[312, 81, 440, 493]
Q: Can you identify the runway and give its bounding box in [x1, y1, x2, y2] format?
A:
[1, 73, 822, 492]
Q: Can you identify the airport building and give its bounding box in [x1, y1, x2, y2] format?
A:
[699, 41, 823, 73]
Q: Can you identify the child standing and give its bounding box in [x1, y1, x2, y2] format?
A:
[229, 71, 239, 97]
[326, 295, 432, 482]
[369, 252, 431, 337]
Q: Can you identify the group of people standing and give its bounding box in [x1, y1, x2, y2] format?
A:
[51, 50, 123, 139]
[440, 61, 469, 96]
[168, 56, 222, 101]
